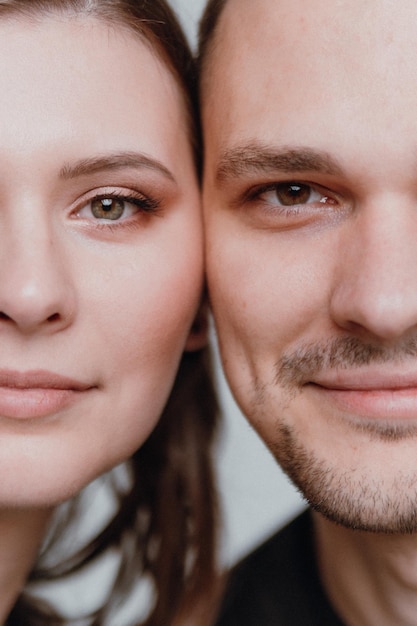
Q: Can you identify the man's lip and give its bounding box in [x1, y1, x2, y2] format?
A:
[308, 369, 417, 421]
[309, 369, 417, 391]
[0, 369, 93, 391]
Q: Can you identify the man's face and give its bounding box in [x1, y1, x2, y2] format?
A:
[203, 0, 417, 532]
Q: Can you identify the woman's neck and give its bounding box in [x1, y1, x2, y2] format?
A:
[313, 511, 417, 626]
[0, 507, 53, 623]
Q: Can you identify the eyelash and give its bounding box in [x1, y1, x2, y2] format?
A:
[74, 190, 161, 231]
[244, 181, 335, 212]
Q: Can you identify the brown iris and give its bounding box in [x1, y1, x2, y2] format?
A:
[91, 198, 124, 220]
[275, 183, 311, 206]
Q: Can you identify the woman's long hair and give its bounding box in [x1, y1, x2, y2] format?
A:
[4, 2, 219, 625]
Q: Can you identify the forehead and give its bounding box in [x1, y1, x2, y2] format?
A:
[205, 0, 417, 88]
[0, 15, 188, 166]
[203, 0, 417, 166]
[0, 14, 173, 91]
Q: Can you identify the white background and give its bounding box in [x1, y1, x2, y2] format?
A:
[169, 0, 305, 566]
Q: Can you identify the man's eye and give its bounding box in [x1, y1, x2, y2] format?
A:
[261, 182, 328, 207]
[239, 179, 345, 230]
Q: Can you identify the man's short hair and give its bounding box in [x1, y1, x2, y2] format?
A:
[198, 0, 227, 74]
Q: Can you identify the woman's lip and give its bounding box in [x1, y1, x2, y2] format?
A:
[0, 370, 94, 420]
[0, 369, 92, 391]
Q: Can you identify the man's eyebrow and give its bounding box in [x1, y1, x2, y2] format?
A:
[60, 151, 176, 183]
[215, 143, 343, 183]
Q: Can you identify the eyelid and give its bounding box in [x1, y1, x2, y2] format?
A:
[71, 187, 161, 221]
[229, 178, 352, 232]
[244, 180, 335, 205]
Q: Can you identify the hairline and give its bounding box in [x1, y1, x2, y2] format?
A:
[198, 0, 228, 94]
[0, 5, 174, 90]
[0, 1, 200, 171]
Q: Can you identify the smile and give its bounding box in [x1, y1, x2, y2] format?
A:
[0, 369, 94, 420]
[310, 370, 417, 420]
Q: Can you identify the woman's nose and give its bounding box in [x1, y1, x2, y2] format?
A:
[0, 221, 76, 335]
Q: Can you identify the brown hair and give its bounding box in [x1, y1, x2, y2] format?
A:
[3, 2, 219, 625]
[198, 0, 227, 79]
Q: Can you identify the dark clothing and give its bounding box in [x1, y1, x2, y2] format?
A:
[214, 510, 345, 625]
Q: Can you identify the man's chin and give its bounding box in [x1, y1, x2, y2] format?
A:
[310, 499, 417, 535]
[270, 422, 417, 535]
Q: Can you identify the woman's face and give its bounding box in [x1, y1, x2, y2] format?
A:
[0, 15, 203, 507]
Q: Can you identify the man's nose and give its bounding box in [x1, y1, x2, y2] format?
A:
[0, 218, 76, 335]
[329, 198, 417, 342]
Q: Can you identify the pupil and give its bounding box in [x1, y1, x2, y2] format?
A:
[91, 198, 124, 220]
[101, 199, 113, 212]
[277, 183, 310, 205]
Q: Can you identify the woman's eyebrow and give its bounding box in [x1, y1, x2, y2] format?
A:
[215, 142, 343, 183]
[60, 151, 176, 183]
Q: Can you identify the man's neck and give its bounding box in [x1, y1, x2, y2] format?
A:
[0, 508, 53, 623]
[313, 511, 417, 626]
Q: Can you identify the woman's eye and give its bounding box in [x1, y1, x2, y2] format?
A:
[261, 182, 329, 207]
[90, 197, 126, 220]
[76, 193, 158, 223]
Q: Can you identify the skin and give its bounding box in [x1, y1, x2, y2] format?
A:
[0, 15, 203, 618]
[203, 0, 417, 623]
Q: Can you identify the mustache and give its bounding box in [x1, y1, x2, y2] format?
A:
[275, 336, 417, 387]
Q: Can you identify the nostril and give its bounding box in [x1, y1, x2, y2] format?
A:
[0, 312, 11, 321]
[47, 313, 60, 323]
